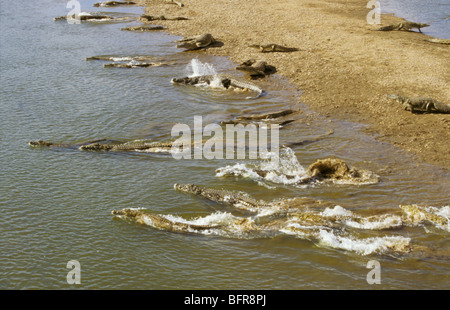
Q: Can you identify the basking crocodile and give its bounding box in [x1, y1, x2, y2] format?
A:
[111, 208, 221, 232]
[375, 22, 430, 33]
[93, 1, 136, 6]
[424, 38, 450, 45]
[176, 33, 217, 51]
[165, 0, 184, 8]
[139, 15, 189, 22]
[235, 59, 276, 78]
[171, 74, 264, 98]
[249, 44, 299, 53]
[121, 25, 165, 31]
[387, 94, 450, 114]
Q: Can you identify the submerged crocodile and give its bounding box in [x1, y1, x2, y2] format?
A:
[86, 55, 164, 62]
[249, 44, 299, 53]
[387, 94, 450, 114]
[28, 139, 112, 149]
[235, 59, 276, 78]
[400, 205, 449, 230]
[171, 74, 264, 98]
[221, 109, 295, 128]
[375, 22, 430, 33]
[28, 139, 184, 153]
[112, 208, 220, 232]
[93, 1, 135, 6]
[121, 25, 165, 31]
[174, 183, 270, 213]
[176, 33, 218, 51]
[103, 62, 166, 68]
[54, 14, 114, 22]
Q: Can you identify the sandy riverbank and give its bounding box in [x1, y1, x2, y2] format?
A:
[138, 0, 450, 169]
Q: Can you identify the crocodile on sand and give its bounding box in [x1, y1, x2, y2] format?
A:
[248, 44, 299, 53]
[139, 15, 189, 22]
[235, 59, 276, 78]
[374, 22, 430, 33]
[424, 38, 450, 45]
[171, 74, 264, 98]
[176, 33, 218, 51]
[121, 25, 165, 31]
[93, 1, 135, 7]
[387, 94, 450, 114]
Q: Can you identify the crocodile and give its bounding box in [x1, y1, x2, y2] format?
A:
[139, 15, 189, 22]
[387, 94, 450, 114]
[217, 156, 379, 185]
[93, 1, 136, 6]
[248, 44, 299, 53]
[111, 208, 221, 232]
[29, 139, 182, 152]
[121, 25, 165, 31]
[171, 74, 264, 98]
[375, 22, 430, 33]
[28, 139, 112, 149]
[400, 205, 449, 230]
[54, 14, 114, 22]
[176, 33, 217, 51]
[236, 109, 294, 121]
[165, 0, 184, 8]
[220, 109, 295, 128]
[174, 183, 270, 213]
[103, 62, 166, 68]
[235, 59, 276, 78]
[424, 38, 450, 45]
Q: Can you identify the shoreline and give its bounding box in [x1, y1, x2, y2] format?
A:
[139, 0, 450, 170]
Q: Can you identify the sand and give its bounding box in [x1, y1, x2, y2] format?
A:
[139, 0, 450, 169]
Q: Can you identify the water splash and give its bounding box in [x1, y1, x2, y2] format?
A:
[186, 58, 217, 77]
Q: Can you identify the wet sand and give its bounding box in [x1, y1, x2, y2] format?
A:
[139, 0, 450, 169]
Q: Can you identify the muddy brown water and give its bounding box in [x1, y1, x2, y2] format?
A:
[0, 0, 448, 289]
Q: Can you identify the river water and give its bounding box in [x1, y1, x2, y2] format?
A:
[0, 0, 449, 290]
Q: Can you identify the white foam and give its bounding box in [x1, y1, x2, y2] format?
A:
[317, 230, 411, 255]
[320, 205, 353, 218]
[215, 147, 309, 186]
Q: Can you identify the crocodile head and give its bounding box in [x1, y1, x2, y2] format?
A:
[171, 76, 202, 85]
[28, 140, 53, 147]
[174, 183, 203, 194]
[111, 208, 140, 218]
